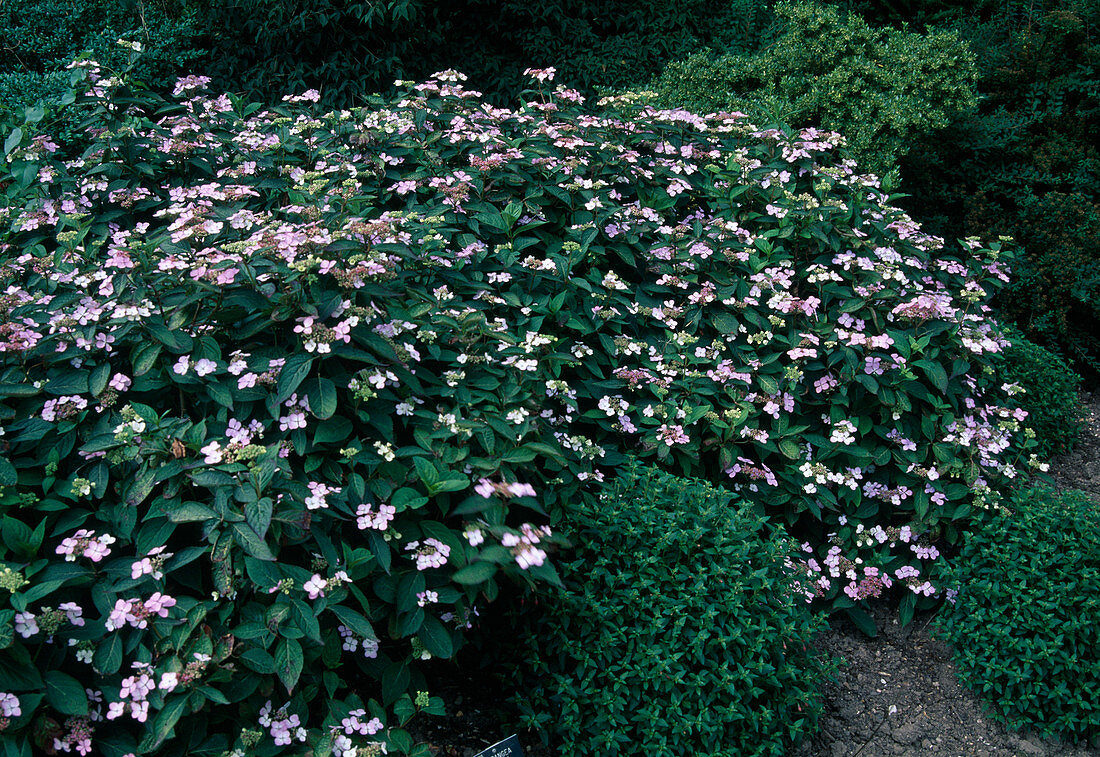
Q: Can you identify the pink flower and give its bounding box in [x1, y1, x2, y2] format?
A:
[144, 593, 176, 618]
[200, 440, 223, 464]
[304, 574, 327, 599]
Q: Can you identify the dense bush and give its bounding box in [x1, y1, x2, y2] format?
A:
[190, 0, 773, 108]
[0, 0, 207, 146]
[897, 0, 1100, 369]
[0, 51, 1039, 752]
[995, 328, 1084, 459]
[507, 462, 831, 756]
[935, 486, 1100, 741]
[648, 0, 979, 173]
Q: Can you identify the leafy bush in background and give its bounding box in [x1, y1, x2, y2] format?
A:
[995, 328, 1084, 459]
[507, 462, 831, 756]
[0, 46, 1043, 752]
[936, 486, 1100, 741]
[189, 0, 774, 108]
[0, 0, 207, 146]
[896, 0, 1100, 370]
[648, 0, 979, 173]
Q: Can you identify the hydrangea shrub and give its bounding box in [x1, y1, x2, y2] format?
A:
[0, 56, 1039, 753]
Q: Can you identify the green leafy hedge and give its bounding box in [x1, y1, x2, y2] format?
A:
[936, 486, 1100, 741]
[995, 328, 1084, 459]
[508, 462, 832, 756]
[648, 0, 979, 173]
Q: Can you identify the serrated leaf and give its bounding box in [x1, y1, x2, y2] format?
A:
[240, 647, 276, 674]
[232, 522, 275, 560]
[138, 695, 188, 752]
[305, 377, 338, 419]
[846, 607, 878, 638]
[94, 634, 123, 675]
[329, 605, 377, 640]
[89, 363, 111, 397]
[274, 637, 304, 693]
[418, 614, 454, 659]
[275, 353, 314, 404]
[45, 670, 88, 716]
[451, 561, 497, 585]
[166, 502, 218, 523]
[778, 439, 801, 459]
[245, 497, 273, 538]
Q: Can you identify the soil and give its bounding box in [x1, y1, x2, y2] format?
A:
[415, 391, 1100, 757]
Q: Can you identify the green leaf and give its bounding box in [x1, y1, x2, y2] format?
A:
[43, 372, 89, 396]
[166, 502, 218, 523]
[329, 605, 377, 640]
[146, 321, 193, 353]
[139, 695, 188, 752]
[94, 634, 123, 675]
[778, 439, 801, 459]
[123, 466, 157, 506]
[418, 615, 454, 659]
[45, 670, 88, 716]
[413, 457, 440, 487]
[274, 637, 304, 693]
[276, 353, 314, 404]
[305, 377, 338, 419]
[757, 374, 779, 395]
[381, 661, 410, 705]
[232, 522, 276, 560]
[451, 561, 497, 585]
[207, 382, 234, 410]
[4, 127, 22, 156]
[245, 498, 273, 538]
[89, 363, 112, 397]
[313, 416, 352, 446]
[915, 359, 948, 393]
[132, 341, 162, 376]
[240, 647, 276, 674]
[845, 607, 878, 638]
[0, 457, 16, 486]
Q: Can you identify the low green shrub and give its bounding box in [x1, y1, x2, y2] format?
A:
[995, 328, 1084, 459]
[649, 0, 980, 173]
[0, 52, 1038, 753]
[507, 462, 831, 756]
[935, 487, 1100, 741]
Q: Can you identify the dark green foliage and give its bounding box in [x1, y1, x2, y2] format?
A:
[0, 0, 207, 145]
[189, 0, 772, 108]
[648, 0, 979, 172]
[508, 463, 831, 756]
[897, 0, 1100, 370]
[935, 487, 1100, 741]
[996, 329, 1085, 459]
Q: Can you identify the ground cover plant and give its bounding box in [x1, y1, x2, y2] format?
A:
[509, 462, 832, 756]
[935, 486, 1100, 741]
[994, 328, 1084, 459]
[0, 50, 1045, 754]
